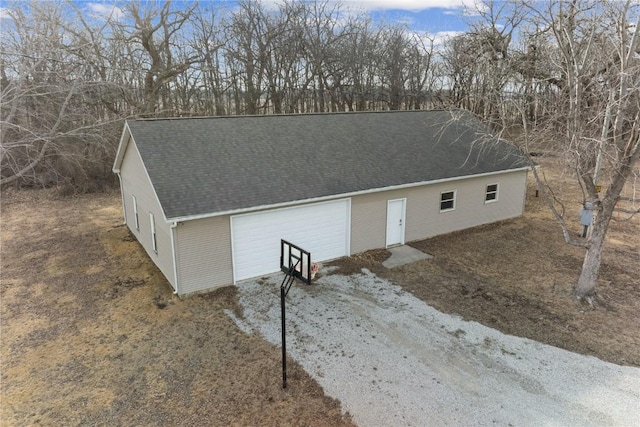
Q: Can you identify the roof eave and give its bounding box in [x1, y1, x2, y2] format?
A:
[166, 165, 531, 223]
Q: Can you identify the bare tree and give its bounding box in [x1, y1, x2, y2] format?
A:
[224, 0, 274, 115]
[1, 1, 120, 189]
[441, 34, 480, 112]
[300, 0, 347, 112]
[442, 0, 523, 124]
[514, 0, 640, 300]
[113, 0, 197, 116]
[405, 33, 435, 110]
[572, 2, 640, 298]
[190, 4, 228, 116]
[377, 26, 410, 110]
[332, 16, 378, 111]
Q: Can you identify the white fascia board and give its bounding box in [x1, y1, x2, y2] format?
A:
[165, 166, 530, 224]
[115, 172, 126, 225]
[112, 122, 132, 173]
[170, 222, 180, 295]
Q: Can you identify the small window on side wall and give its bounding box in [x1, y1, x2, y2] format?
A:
[485, 183, 499, 203]
[132, 195, 139, 230]
[150, 212, 157, 253]
[440, 190, 456, 212]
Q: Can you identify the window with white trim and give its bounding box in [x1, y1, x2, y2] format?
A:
[440, 190, 456, 212]
[150, 212, 157, 253]
[132, 195, 139, 230]
[485, 183, 499, 203]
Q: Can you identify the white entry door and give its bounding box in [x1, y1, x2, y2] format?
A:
[386, 199, 406, 247]
[231, 199, 350, 282]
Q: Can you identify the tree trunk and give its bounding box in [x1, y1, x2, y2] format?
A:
[575, 213, 608, 299]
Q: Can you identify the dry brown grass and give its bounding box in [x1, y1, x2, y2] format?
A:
[1, 189, 354, 426]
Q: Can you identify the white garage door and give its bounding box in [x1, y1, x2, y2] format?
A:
[231, 199, 350, 282]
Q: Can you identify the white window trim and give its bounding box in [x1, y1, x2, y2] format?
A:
[485, 183, 499, 204]
[440, 190, 456, 212]
[150, 212, 157, 253]
[132, 195, 139, 230]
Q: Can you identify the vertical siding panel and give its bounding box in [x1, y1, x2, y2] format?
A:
[175, 216, 233, 294]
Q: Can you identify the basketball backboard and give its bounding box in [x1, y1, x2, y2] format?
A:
[280, 239, 311, 285]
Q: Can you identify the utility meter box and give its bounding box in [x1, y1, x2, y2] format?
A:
[580, 202, 594, 226]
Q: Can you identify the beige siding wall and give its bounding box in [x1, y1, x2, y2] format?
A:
[351, 170, 527, 253]
[119, 138, 176, 289]
[174, 215, 233, 294]
[123, 163, 525, 295]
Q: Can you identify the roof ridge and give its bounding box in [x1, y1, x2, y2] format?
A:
[129, 109, 452, 122]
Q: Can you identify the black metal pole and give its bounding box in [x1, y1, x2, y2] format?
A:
[281, 285, 287, 389]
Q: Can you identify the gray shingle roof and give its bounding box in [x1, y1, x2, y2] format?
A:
[126, 110, 528, 220]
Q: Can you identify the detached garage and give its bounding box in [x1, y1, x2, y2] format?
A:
[113, 109, 529, 296]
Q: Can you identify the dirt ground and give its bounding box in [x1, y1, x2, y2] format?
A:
[1, 156, 638, 425]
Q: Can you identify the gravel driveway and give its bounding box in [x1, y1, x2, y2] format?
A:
[227, 269, 640, 426]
